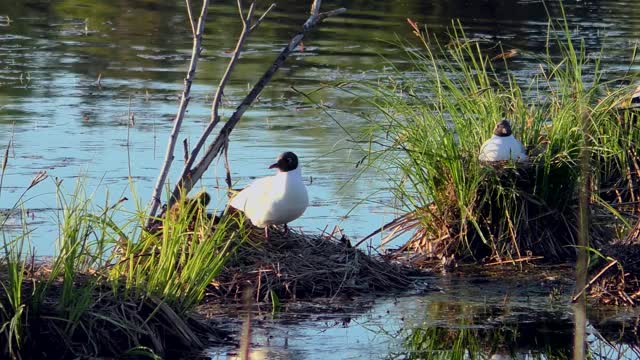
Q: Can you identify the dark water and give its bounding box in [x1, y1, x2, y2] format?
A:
[204, 269, 640, 359]
[2, 0, 640, 358]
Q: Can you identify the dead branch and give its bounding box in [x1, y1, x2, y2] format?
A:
[572, 259, 620, 302]
[185, 0, 197, 35]
[169, 0, 346, 205]
[174, 1, 275, 205]
[146, 0, 208, 228]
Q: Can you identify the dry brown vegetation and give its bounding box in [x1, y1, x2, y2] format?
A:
[207, 226, 414, 302]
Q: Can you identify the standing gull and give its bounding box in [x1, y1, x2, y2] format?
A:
[229, 151, 309, 238]
[478, 119, 528, 162]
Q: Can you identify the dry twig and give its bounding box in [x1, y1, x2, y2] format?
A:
[147, 0, 209, 228]
[168, 0, 346, 207]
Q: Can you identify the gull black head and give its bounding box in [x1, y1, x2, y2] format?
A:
[494, 119, 513, 137]
[194, 191, 211, 207]
[268, 151, 299, 172]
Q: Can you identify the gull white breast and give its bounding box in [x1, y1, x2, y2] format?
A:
[229, 151, 309, 236]
[479, 119, 527, 162]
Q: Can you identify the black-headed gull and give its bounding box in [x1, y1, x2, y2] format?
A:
[478, 119, 528, 162]
[229, 151, 309, 238]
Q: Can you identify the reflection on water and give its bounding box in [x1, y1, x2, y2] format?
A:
[2, 0, 640, 358]
[398, 305, 574, 359]
[3, 0, 640, 253]
[206, 271, 640, 359]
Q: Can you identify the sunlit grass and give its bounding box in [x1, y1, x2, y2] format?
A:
[111, 188, 247, 314]
[0, 153, 247, 358]
[342, 15, 640, 261]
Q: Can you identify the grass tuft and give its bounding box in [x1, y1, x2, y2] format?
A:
[0, 176, 245, 358]
[344, 17, 640, 263]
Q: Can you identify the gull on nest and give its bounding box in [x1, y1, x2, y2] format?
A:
[229, 151, 309, 239]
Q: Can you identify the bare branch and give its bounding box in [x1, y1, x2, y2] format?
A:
[250, 3, 276, 33]
[183, 138, 189, 163]
[224, 139, 232, 189]
[146, 0, 209, 227]
[170, 0, 259, 204]
[319, 8, 347, 20]
[185, 0, 197, 36]
[169, 0, 346, 203]
[310, 0, 321, 18]
[245, 2, 255, 24]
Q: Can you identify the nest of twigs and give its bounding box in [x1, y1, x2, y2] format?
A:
[206, 226, 413, 302]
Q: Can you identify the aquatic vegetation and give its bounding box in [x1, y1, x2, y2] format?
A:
[0, 140, 242, 357]
[0, 172, 244, 358]
[348, 15, 640, 262]
[111, 188, 248, 315]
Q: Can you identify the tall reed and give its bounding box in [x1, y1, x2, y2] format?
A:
[0, 220, 28, 357]
[0, 141, 41, 358]
[347, 17, 639, 261]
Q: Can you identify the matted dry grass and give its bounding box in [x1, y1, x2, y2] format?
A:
[206, 226, 414, 302]
[0, 263, 229, 359]
[587, 241, 640, 306]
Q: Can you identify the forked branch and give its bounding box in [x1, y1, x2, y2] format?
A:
[146, 0, 345, 225]
[174, 1, 275, 205]
[168, 0, 346, 208]
[185, 0, 197, 35]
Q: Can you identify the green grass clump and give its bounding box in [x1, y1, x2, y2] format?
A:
[0, 146, 246, 359]
[350, 16, 640, 262]
[111, 189, 247, 315]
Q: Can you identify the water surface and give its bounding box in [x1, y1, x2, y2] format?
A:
[3, 0, 640, 358]
[204, 268, 640, 359]
[2, 0, 640, 253]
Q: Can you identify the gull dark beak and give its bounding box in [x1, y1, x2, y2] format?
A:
[268, 162, 278, 169]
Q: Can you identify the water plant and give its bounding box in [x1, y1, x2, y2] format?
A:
[111, 189, 247, 315]
[0, 176, 247, 358]
[0, 140, 243, 357]
[346, 14, 640, 262]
